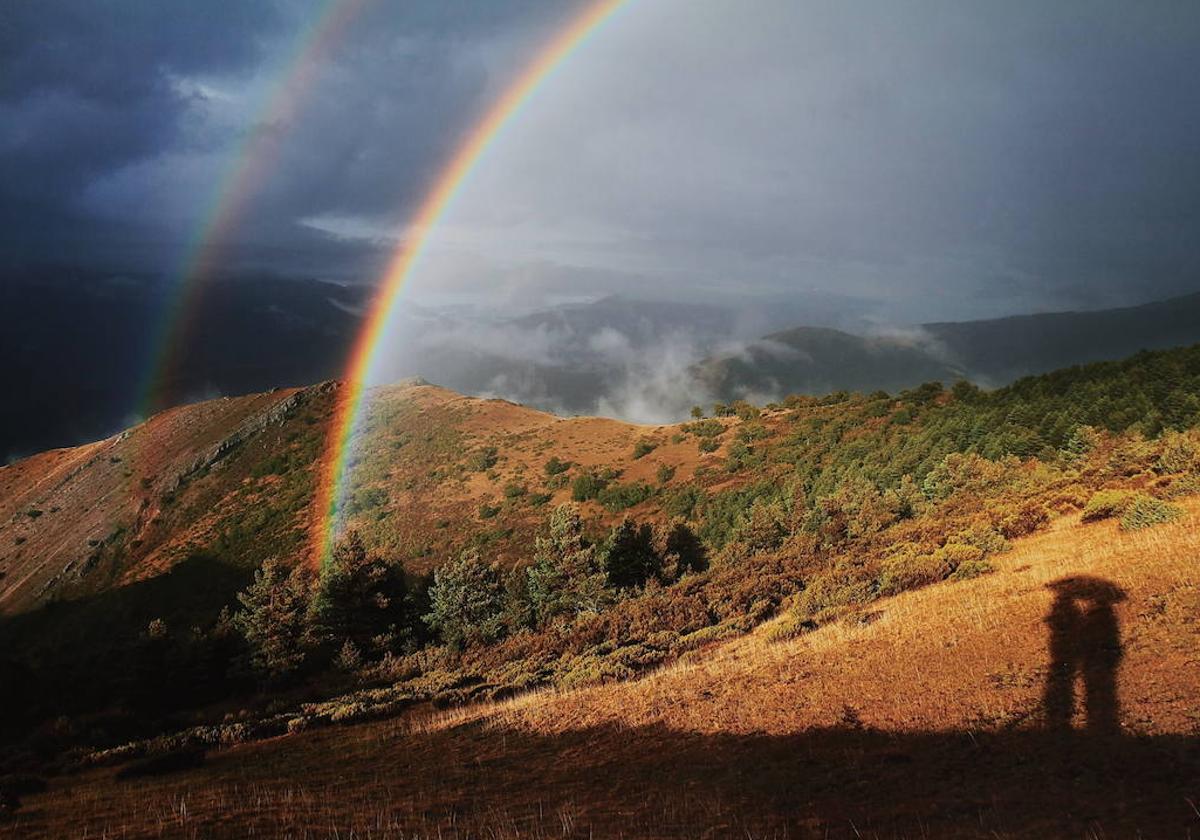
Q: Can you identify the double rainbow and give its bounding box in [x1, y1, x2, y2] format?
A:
[141, 0, 373, 415]
[311, 0, 629, 564]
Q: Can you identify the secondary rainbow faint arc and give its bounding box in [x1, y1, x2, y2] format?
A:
[311, 0, 630, 564]
[141, 0, 372, 415]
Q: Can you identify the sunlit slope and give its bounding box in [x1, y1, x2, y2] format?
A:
[8, 503, 1198, 838]
[0, 387, 321, 613]
[487, 500, 1200, 738]
[0, 379, 731, 613]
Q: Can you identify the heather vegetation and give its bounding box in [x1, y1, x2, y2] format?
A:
[4, 344, 1200, 781]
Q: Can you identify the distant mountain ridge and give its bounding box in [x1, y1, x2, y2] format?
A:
[699, 291, 1200, 402]
[5, 262, 1200, 460]
[925, 291, 1200, 384]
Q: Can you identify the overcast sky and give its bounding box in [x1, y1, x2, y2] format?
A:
[3, 0, 1199, 323]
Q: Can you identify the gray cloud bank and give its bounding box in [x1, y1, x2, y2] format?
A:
[3, 1, 1199, 326]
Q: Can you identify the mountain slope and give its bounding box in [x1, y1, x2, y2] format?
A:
[701, 291, 1200, 403]
[697, 325, 964, 400]
[7, 502, 1198, 837]
[0, 379, 722, 616]
[926, 290, 1200, 384]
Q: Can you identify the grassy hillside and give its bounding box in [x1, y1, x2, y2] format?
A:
[5, 503, 1198, 837]
[2, 343, 1200, 833]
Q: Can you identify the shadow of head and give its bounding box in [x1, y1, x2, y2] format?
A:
[1046, 575, 1126, 606]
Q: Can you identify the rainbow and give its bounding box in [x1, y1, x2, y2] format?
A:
[141, 0, 372, 415]
[311, 0, 629, 564]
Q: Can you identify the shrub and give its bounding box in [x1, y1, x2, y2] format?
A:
[478, 502, 500, 519]
[698, 437, 720, 454]
[1155, 431, 1199, 474]
[935, 542, 986, 571]
[732, 400, 760, 421]
[657, 520, 707, 579]
[732, 498, 788, 555]
[503, 481, 528, 500]
[1119, 495, 1183, 531]
[995, 502, 1050, 539]
[571, 472, 607, 502]
[687, 419, 724, 438]
[656, 464, 676, 484]
[795, 563, 876, 621]
[877, 550, 951, 596]
[948, 559, 995, 581]
[1164, 473, 1200, 499]
[690, 406, 705, 419]
[950, 523, 1009, 555]
[632, 439, 657, 459]
[543, 456, 571, 476]
[1108, 438, 1156, 477]
[597, 481, 654, 512]
[466, 446, 498, 472]
[1062, 425, 1102, 462]
[664, 484, 703, 519]
[1081, 489, 1135, 522]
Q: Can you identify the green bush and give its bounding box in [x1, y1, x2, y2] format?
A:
[632, 439, 657, 459]
[732, 400, 760, 421]
[995, 502, 1050, 538]
[731, 498, 788, 555]
[663, 484, 703, 519]
[656, 464, 677, 484]
[601, 517, 660, 589]
[1155, 431, 1199, 474]
[1081, 489, 1135, 522]
[1119, 494, 1183, 531]
[543, 456, 571, 476]
[796, 563, 876, 620]
[935, 542, 986, 571]
[687, 419, 724, 438]
[698, 437, 720, 454]
[948, 559, 995, 581]
[571, 472, 607, 502]
[597, 481, 654, 513]
[877, 550, 951, 596]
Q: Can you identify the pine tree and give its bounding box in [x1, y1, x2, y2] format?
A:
[233, 557, 312, 682]
[310, 530, 410, 660]
[526, 504, 608, 625]
[602, 516, 660, 589]
[424, 549, 506, 649]
[657, 519, 707, 581]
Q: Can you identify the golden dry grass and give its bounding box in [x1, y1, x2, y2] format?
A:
[6, 503, 1199, 838]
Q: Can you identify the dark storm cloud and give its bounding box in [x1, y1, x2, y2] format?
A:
[2, 1, 1199, 318]
[0, 2, 286, 194]
[0, 0, 587, 274]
